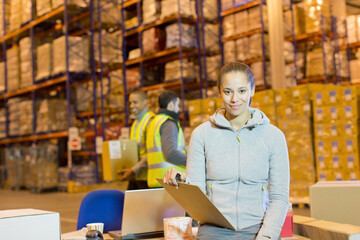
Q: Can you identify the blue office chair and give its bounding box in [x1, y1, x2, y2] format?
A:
[77, 189, 125, 233]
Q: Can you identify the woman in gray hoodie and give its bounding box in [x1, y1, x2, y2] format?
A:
[163, 62, 290, 240]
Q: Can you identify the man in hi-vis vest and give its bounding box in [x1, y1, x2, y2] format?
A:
[146, 90, 187, 188]
[118, 90, 155, 190]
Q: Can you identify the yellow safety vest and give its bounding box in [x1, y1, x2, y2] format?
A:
[130, 110, 155, 181]
[146, 114, 186, 188]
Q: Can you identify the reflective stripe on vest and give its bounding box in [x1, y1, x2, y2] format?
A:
[146, 114, 186, 188]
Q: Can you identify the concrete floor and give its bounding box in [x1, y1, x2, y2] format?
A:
[0, 184, 310, 234]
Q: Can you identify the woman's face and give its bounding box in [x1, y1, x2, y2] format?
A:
[219, 71, 254, 118]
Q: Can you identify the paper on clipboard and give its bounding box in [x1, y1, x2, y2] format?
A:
[157, 178, 236, 231]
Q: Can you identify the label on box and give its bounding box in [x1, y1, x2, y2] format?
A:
[350, 172, 357, 180]
[346, 140, 354, 152]
[316, 109, 323, 121]
[345, 106, 353, 118]
[329, 91, 336, 103]
[330, 125, 337, 136]
[303, 103, 311, 112]
[209, 100, 215, 107]
[332, 141, 339, 153]
[276, 95, 282, 103]
[347, 156, 355, 169]
[345, 124, 352, 135]
[293, 90, 300, 98]
[109, 141, 121, 159]
[317, 125, 324, 137]
[285, 107, 292, 116]
[96, 136, 103, 154]
[319, 173, 326, 181]
[335, 172, 343, 181]
[345, 89, 352, 101]
[318, 141, 325, 152]
[189, 105, 194, 113]
[318, 156, 325, 169]
[316, 93, 323, 105]
[332, 156, 340, 168]
[263, 96, 269, 103]
[330, 107, 337, 119]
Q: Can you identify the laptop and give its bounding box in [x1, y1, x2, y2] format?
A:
[109, 188, 185, 239]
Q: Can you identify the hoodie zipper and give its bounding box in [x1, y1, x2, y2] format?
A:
[236, 130, 241, 229]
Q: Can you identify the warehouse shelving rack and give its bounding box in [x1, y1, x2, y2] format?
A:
[219, 0, 269, 90]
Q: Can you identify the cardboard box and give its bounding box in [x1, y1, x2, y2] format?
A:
[0, 209, 60, 240]
[310, 181, 360, 227]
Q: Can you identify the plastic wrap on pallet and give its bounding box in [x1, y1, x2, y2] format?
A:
[205, 24, 220, 53]
[19, 100, 33, 135]
[160, 0, 195, 18]
[36, 99, 68, 133]
[284, 41, 295, 63]
[250, 61, 271, 87]
[75, 82, 92, 112]
[126, 68, 141, 89]
[20, 37, 33, 88]
[248, 5, 268, 31]
[221, 0, 233, 11]
[5, 146, 25, 189]
[6, 46, 20, 92]
[128, 48, 141, 60]
[94, 0, 121, 27]
[336, 51, 349, 78]
[94, 31, 122, 65]
[0, 62, 5, 92]
[52, 36, 89, 75]
[350, 59, 360, 84]
[0, 0, 10, 37]
[284, 64, 297, 88]
[203, 0, 218, 20]
[143, 0, 161, 25]
[21, 0, 32, 24]
[143, 28, 166, 55]
[248, 33, 269, 59]
[304, 0, 331, 34]
[235, 37, 249, 62]
[36, 0, 51, 16]
[306, 42, 334, 78]
[330, 0, 346, 38]
[165, 23, 196, 48]
[223, 40, 236, 64]
[72, 164, 97, 186]
[206, 55, 221, 82]
[36, 43, 52, 81]
[0, 108, 5, 138]
[291, 2, 306, 36]
[9, 0, 21, 31]
[222, 15, 235, 38]
[234, 10, 248, 35]
[283, 10, 292, 38]
[346, 15, 360, 44]
[164, 59, 197, 82]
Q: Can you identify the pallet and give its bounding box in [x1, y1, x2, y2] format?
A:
[29, 186, 58, 194]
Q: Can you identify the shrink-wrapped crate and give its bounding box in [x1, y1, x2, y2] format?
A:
[223, 40, 236, 64]
[350, 59, 360, 84]
[19, 100, 33, 135]
[94, 31, 122, 64]
[7, 46, 20, 92]
[304, 0, 331, 34]
[52, 36, 89, 75]
[126, 68, 141, 89]
[337, 51, 349, 78]
[128, 48, 141, 60]
[0, 0, 10, 37]
[248, 5, 268, 31]
[164, 59, 197, 82]
[36, 43, 52, 81]
[205, 24, 220, 53]
[36, 0, 51, 16]
[234, 10, 248, 35]
[283, 10, 292, 38]
[235, 37, 249, 62]
[346, 15, 360, 44]
[0, 62, 5, 92]
[8, 98, 22, 136]
[143, 28, 166, 55]
[94, 0, 121, 27]
[36, 99, 68, 133]
[5, 146, 25, 189]
[143, 65, 163, 86]
[203, 0, 218, 20]
[21, 0, 32, 24]
[248, 33, 269, 59]
[75, 82, 92, 112]
[284, 41, 295, 63]
[221, 0, 233, 11]
[250, 61, 271, 87]
[160, 0, 195, 18]
[329, 0, 346, 38]
[143, 0, 161, 25]
[306, 43, 334, 78]
[0, 108, 5, 138]
[205, 55, 221, 82]
[293, 2, 306, 36]
[20, 37, 33, 88]
[9, 0, 21, 32]
[222, 15, 235, 38]
[165, 23, 196, 48]
[284, 64, 297, 88]
[107, 69, 125, 109]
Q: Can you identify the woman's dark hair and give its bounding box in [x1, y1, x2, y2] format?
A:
[217, 62, 255, 91]
[158, 90, 179, 109]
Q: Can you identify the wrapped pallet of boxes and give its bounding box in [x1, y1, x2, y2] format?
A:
[203, 0, 218, 21]
[304, 0, 331, 34]
[94, 0, 121, 27]
[221, 0, 233, 11]
[206, 55, 221, 82]
[143, 65, 163, 86]
[107, 69, 125, 110]
[283, 10, 292, 38]
[52, 35, 89, 75]
[94, 31, 122, 65]
[350, 58, 360, 84]
[248, 5, 268, 31]
[248, 33, 269, 59]
[235, 37, 249, 62]
[126, 68, 141, 89]
[19, 100, 33, 135]
[251, 89, 276, 124]
[306, 43, 334, 78]
[223, 40, 236, 64]
[164, 59, 197, 82]
[36, 0, 51, 16]
[21, 0, 32, 24]
[20, 37, 34, 88]
[330, 0, 346, 39]
[52, 0, 88, 9]
[165, 23, 196, 48]
[346, 15, 360, 44]
[205, 24, 220, 53]
[147, 89, 160, 113]
[234, 10, 248, 35]
[36, 99, 68, 133]
[75, 82, 92, 112]
[0, 0, 10, 37]
[7, 46, 20, 92]
[8, 98, 22, 136]
[0, 109, 5, 138]
[5, 145, 25, 189]
[143, 27, 166, 55]
[222, 14, 235, 38]
[143, 0, 161, 25]
[9, 0, 21, 32]
[250, 61, 271, 87]
[36, 43, 52, 81]
[160, 0, 195, 18]
[0, 62, 5, 92]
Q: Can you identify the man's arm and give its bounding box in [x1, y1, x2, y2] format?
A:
[131, 156, 148, 176]
[160, 120, 187, 166]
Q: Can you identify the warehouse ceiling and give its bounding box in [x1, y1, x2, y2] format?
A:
[347, 0, 360, 15]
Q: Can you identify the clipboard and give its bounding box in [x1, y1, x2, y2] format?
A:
[157, 178, 236, 230]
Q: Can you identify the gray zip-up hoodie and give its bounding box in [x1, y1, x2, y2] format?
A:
[186, 107, 289, 239]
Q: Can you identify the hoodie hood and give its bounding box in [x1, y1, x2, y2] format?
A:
[209, 107, 270, 130]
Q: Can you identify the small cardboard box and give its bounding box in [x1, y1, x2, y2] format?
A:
[0, 208, 60, 240]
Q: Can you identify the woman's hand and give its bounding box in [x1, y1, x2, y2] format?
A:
[163, 168, 187, 187]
